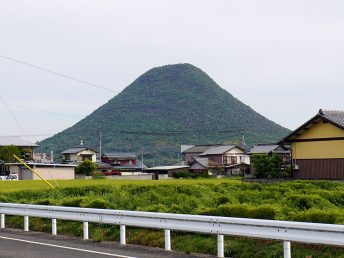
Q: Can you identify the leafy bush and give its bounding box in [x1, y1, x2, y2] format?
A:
[60, 197, 85, 207]
[127, 229, 164, 248]
[91, 227, 105, 242]
[84, 199, 109, 209]
[75, 160, 97, 176]
[292, 209, 342, 224]
[324, 192, 344, 207]
[251, 154, 289, 178]
[174, 171, 209, 178]
[202, 204, 279, 220]
[35, 198, 54, 205]
[287, 194, 333, 210]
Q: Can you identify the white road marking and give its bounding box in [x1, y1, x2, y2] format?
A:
[0, 235, 137, 258]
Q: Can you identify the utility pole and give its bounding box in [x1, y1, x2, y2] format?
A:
[141, 152, 144, 171]
[99, 127, 102, 162]
[241, 126, 246, 147]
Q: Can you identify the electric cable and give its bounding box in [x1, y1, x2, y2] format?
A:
[0, 54, 119, 93]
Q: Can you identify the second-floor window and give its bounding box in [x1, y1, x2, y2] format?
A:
[225, 156, 237, 165]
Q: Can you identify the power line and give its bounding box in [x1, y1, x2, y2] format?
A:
[0, 134, 54, 137]
[0, 95, 29, 141]
[8, 104, 82, 119]
[0, 53, 120, 93]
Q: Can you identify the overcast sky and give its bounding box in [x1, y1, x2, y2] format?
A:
[1, 0, 343, 143]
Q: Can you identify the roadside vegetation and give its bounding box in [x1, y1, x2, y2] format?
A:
[0, 179, 344, 257]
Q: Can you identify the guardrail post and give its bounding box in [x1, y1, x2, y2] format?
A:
[0, 214, 5, 229]
[120, 225, 126, 245]
[217, 234, 224, 258]
[52, 219, 57, 235]
[83, 222, 89, 240]
[164, 229, 171, 251]
[283, 241, 291, 258]
[24, 216, 29, 232]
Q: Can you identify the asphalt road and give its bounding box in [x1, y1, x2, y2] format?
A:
[0, 229, 214, 258]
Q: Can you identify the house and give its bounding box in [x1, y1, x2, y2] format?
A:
[101, 152, 147, 172]
[183, 144, 250, 176]
[61, 147, 97, 163]
[199, 145, 250, 166]
[199, 145, 250, 176]
[280, 109, 344, 179]
[182, 145, 218, 165]
[248, 144, 291, 174]
[0, 136, 39, 159]
[0, 136, 39, 149]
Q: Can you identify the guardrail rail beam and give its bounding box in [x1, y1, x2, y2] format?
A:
[0, 202, 343, 257]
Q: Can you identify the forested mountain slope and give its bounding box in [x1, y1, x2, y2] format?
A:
[40, 64, 290, 165]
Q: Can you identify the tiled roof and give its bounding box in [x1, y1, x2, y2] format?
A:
[0, 136, 39, 147]
[61, 147, 96, 154]
[103, 152, 137, 159]
[249, 144, 279, 154]
[249, 144, 290, 154]
[281, 109, 344, 143]
[194, 157, 209, 167]
[321, 110, 344, 129]
[182, 145, 213, 154]
[200, 145, 238, 155]
[145, 165, 189, 171]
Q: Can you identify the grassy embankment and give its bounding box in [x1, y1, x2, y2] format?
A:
[0, 179, 344, 257]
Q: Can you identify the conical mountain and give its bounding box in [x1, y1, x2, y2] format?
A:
[40, 63, 290, 165]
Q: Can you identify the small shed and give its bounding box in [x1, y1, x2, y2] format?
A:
[6, 163, 76, 180]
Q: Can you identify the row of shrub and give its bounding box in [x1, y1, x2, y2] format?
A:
[1, 180, 344, 257]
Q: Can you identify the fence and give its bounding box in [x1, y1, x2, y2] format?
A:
[0, 202, 343, 257]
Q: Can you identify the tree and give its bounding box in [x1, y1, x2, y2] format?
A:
[251, 153, 288, 178]
[20, 147, 33, 160]
[75, 160, 97, 176]
[0, 145, 21, 162]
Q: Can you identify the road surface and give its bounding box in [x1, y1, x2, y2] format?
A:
[0, 228, 214, 258]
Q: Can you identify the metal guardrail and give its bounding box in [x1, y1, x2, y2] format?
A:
[0, 203, 343, 257]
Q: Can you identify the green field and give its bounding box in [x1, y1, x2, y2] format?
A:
[0, 179, 344, 257]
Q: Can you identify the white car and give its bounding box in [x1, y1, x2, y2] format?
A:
[0, 174, 18, 180]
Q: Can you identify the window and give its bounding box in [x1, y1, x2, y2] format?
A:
[224, 156, 237, 165]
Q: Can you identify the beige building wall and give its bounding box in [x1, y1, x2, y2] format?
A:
[292, 122, 344, 159]
[295, 122, 344, 139]
[33, 166, 75, 180]
[67, 150, 96, 162]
